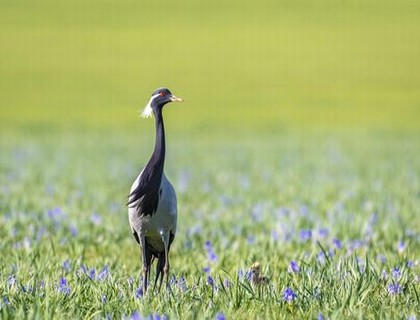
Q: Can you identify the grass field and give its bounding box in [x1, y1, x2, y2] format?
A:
[1, 1, 419, 319]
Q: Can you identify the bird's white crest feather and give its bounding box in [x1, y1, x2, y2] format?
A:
[141, 93, 160, 118]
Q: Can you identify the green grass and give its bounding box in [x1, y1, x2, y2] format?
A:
[1, 0, 420, 319]
[0, 131, 419, 319]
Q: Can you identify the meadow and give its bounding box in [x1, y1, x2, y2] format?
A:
[1, 1, 419, 319]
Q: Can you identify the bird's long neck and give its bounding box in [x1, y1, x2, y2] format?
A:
[127, 108, 166, 214]
[150, 109, 165, 174]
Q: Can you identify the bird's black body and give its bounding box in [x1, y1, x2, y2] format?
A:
[127, 87, 182, 293]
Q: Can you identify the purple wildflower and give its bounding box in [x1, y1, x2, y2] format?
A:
[88, 268, 96, 280]
[251, 203, 264, 222]
[276, 207, 290, 217]
[203, 266, 211, 274]
[368, 212, 378, 225]
[318, 228, 329, 239]
[3, 296, 10, 305]
[48, 207, 65, 222]
[299, 229, 312, 242]
[130, 311, 141, 320]
[12, 242, 22, 250]
[178, 275, 187, 292]
[207, 275, 214, 288]
[26, 285, 34, 293]
[204, 241, 211, 251]
[398, 241, 406, 253]
[300, 205, 309, 216]
[204, 241, 218, 263]
[169, 275, 177, 286]
[391, 267, 401, 280]
[347, 240, 364, 254]
[377, 254, 387, 264]
[97, 265, 109, 281]
[69, 224, 78, 237]
[7, 275, 17, 288]
[36, 227, 46, 241]
[215, 313, 226, 320]
[288, 261, 300, 273]
[332, 238, 342, 249]
[58, 277, 71, 295]
[407, 260, 414, 268]
[60, 237, 68, 246]
[223, 278, 232, 288]
[282, 287, 297, 302]
[59, 277, 67, 287]
[271, 230, 279, 241]
[238, 269, 251, 281]
[208, 251, 218, 262]
[247, 235, 255, 244]
[62, 260, 71, 272]
[387, 282, 402, 295]
[135, 287, 143, 298]
[317, 251, 326, 264]
[317, 313, 324, 320]
[90, 212, 102, 225]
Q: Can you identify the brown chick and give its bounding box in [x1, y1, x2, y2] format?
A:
[250, 262, 269, 286]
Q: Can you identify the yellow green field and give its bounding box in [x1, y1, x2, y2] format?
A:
[1, 0, 419, 133]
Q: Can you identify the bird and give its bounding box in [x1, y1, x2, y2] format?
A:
[127, 87, 183, 293]
[250, 262, 269, 286]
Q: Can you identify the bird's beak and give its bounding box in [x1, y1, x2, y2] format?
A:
[170, 95, 183, 102]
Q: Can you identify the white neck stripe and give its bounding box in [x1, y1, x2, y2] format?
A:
[141, 93, 160, 118]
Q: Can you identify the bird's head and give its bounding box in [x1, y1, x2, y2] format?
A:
[141, 87, 183, 118]
[250, 262, 261, 274]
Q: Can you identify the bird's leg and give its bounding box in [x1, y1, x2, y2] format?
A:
[139, 237, 150, 293]
[149, 256, 155, 286]
[153, 254, 160, 290]
[153, 253, 165, 291]
[159, 231, 170, 291]
[163, 240, 170, 290]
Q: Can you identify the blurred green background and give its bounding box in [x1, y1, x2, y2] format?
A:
[1, 3, 420, 318]
[1, 0, 419, 135]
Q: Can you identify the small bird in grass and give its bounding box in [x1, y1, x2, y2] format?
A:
[127, 88, 183, 293]
[250, 262, 269, 286]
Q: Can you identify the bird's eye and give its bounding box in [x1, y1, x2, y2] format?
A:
[159, 92, 165, 97]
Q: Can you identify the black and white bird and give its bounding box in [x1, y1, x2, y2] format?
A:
[127, 87, 183, 293]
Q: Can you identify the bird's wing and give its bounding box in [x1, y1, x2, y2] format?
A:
[127, 167, 161, 217]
